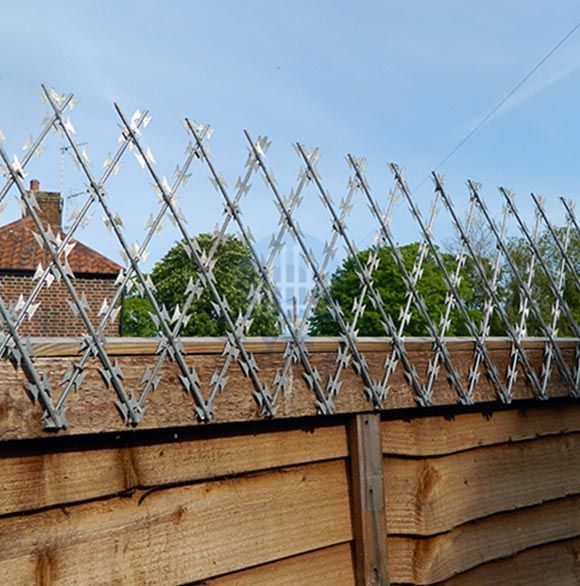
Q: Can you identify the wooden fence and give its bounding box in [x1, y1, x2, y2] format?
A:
[1, 338, 579, 585]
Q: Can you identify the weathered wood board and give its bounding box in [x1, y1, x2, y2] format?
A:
[442, 536, 580, 586]
[0, 337, 577, 440]
[386, 495, 580, 584]
[381, 402, 580, 456]
[1, 422, 348, 515]
[384, 433, 580, 535]
[0, 460, 353, 585]
[208, 542, 355, 585]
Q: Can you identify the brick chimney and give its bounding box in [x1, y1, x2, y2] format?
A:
[26, 179, 63, 228]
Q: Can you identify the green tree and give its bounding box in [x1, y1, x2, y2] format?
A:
[445, 208, 506, 336]
[121, 294, 157, 337]
[309, 243, 482, 336]
[502, 227, 580, 337]
[122, 234, 281, 337]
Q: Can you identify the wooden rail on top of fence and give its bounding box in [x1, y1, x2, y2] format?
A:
[0, 336, 577, 441]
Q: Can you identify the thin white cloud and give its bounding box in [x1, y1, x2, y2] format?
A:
[462, 52, 580, 133]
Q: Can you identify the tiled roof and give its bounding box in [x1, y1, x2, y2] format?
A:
[0, 216, 122, 276]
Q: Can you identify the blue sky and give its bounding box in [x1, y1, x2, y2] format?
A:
[1, 1, 579, 268]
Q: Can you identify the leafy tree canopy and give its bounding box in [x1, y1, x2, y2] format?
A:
[122, 234, 281, 337]
[121, 295, 157, 337]
[309, 243, 482, 336]
[122, 228, 578, 340]
[502, 227, 579, 337]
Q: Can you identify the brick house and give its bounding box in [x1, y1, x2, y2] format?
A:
[0, 180, 122, 337]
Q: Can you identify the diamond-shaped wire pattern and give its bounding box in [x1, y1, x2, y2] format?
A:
[0, 87, 578, 431]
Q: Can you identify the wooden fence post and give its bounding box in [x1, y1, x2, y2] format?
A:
[349, 413, 390, 585]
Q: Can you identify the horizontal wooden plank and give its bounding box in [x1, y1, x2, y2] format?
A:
[387, 494, 580, 584]
[28, 336, 579, 358]
[1, 338, 576, 441]
[209, 542, 355, 585]
[0, 460, 353, 585]
[384, 433, 580, 535]
[443, 536, 580, 586]
[381, 403, 580, 456]
[0, 423, 348, 516]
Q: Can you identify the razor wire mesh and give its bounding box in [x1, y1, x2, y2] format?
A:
[0, 86, 578, 430]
